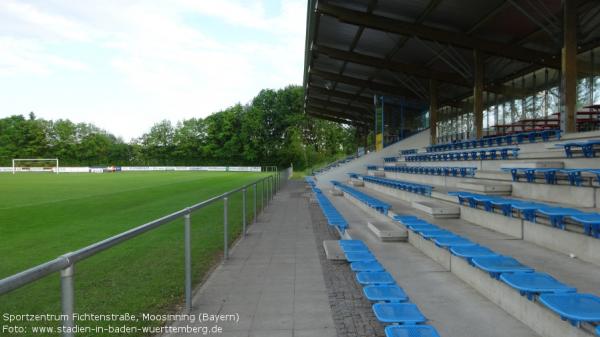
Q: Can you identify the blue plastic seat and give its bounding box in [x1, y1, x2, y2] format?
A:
[384, 325, 441, 337]
[341, 245, 370, 253]
[419, 229, 456, 240]
[393, 215, 420, 222]
[372, 302, 427, 324]
[539, 293, 600, 326]
[536, 207, 587, 229]
[350, 260, 385, 272]
[471, 256, 534, 279]
[500, 272, 576, 300]
[339, 240, 367, 248]
[363, 285, 408, 302]
[569, 214, 600, 238]
[345, 251, 376, 262]
[356, 271, 395, 285]
[385, 325, 440, 337]
[399, 219, 430, 226]
[450, 245, 498, 263]
[406, 224, 439, 232]
[434, 236, 476, 249]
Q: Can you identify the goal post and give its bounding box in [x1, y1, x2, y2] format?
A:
[12, 158, 59, 174]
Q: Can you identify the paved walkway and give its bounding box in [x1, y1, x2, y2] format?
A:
[166, 181, 336, 337]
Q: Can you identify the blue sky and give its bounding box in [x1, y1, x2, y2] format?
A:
[0, 0, 306, 140]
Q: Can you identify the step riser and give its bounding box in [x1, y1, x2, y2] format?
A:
[413, 234, 595, 337]
[362, 205, 595, 337]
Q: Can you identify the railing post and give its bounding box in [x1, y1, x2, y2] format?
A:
[184, 211, 192, 312]
[253, 184, 257, 224]
[261, 179, 265, 210]
[60, 263, 75, 337]
[242, 188, 247, 237]
[223, 197, 228, 260]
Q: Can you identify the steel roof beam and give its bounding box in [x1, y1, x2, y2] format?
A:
[317, 2, 560, 68]
[310, 68, 421, 100]
[308, 86, 373, 106]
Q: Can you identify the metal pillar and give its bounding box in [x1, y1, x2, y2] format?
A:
[184, 212, 192, 312]
[223, 197, 228, 260]
[429, 80, 438, 144]
[261, 180, 265, 210]
[562, 0, 578, 133]
[473, 50, 485, 139]
[60, 264, 75, 337]
[242, 188, 247, 237]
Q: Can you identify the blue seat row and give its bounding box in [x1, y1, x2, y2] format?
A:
[367, 165, 379, 171]
[405, 146, 520, 162]
[340, 239, 441, 337]
[385, 165, 477, 177]
[384, 157, 398, 163]
[306, 177, 348, 231]
[449, 192, 600, 238]
[394, 215, 600, 327]
[555, 140, 600, 158]
[502, 167, 600, 186]
[401, 149, 418, 155]
[427, 129, 561, 152]
[346, 172, 360, 179]
[360, 175, 433, 197]
[332, 181, 391, 214]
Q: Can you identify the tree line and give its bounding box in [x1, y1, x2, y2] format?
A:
[0, 86, 357, 170]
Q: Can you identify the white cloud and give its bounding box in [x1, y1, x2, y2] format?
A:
[0, 0, 306, 140]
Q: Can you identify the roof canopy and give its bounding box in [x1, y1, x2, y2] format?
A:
[303, 0, 600, 127]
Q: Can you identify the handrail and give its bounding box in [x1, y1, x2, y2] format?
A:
[0, 167, 291, 336]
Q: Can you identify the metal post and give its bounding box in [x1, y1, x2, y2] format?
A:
[60, 264, 75, 337]
[253, 183, 257, 224]
[261, 179, 265, 210]
[184, 212, 192, 312]
[223, 197, 228, 260]
[242, 188, 247, 237]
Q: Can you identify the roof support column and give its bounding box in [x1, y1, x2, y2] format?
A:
[473, 50, 485, 139]
[429, 80, 438, 144]
[561, 0, 578, 133]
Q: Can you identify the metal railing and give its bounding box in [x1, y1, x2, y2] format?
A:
[0, 167, 291, 337]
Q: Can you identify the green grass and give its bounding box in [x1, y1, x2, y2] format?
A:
[0, 171, 271, 336]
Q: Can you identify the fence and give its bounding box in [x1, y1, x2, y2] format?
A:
[0, 167, 291, 337]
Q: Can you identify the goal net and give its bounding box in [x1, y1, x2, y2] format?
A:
[12, 159, 59, 174]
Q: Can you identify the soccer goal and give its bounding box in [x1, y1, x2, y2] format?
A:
[12, 158, 59, 174]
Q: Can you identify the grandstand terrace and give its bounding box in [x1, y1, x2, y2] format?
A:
[302, 1, 600, 337]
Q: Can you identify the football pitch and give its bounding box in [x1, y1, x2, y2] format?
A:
[0, 171, 270, 336]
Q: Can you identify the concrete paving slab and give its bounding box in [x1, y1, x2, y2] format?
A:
[162, 181, 335, 337]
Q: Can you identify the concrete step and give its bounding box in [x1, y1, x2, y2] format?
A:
[328, 194, 542, 337]
[456, 181, 512, 195]
[499, 161, 564, 169]
[350, 178, 364, 187]
[323, 240, 345, 260]
[367, 220, 407, 242]
[412, 200, 460, 218]
[362, 182, 600, 267]
[332, 189, 600, 337]
[329, 188, 343, 196]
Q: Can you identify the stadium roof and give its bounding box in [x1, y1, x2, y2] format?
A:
[302, 0, 600, 127]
